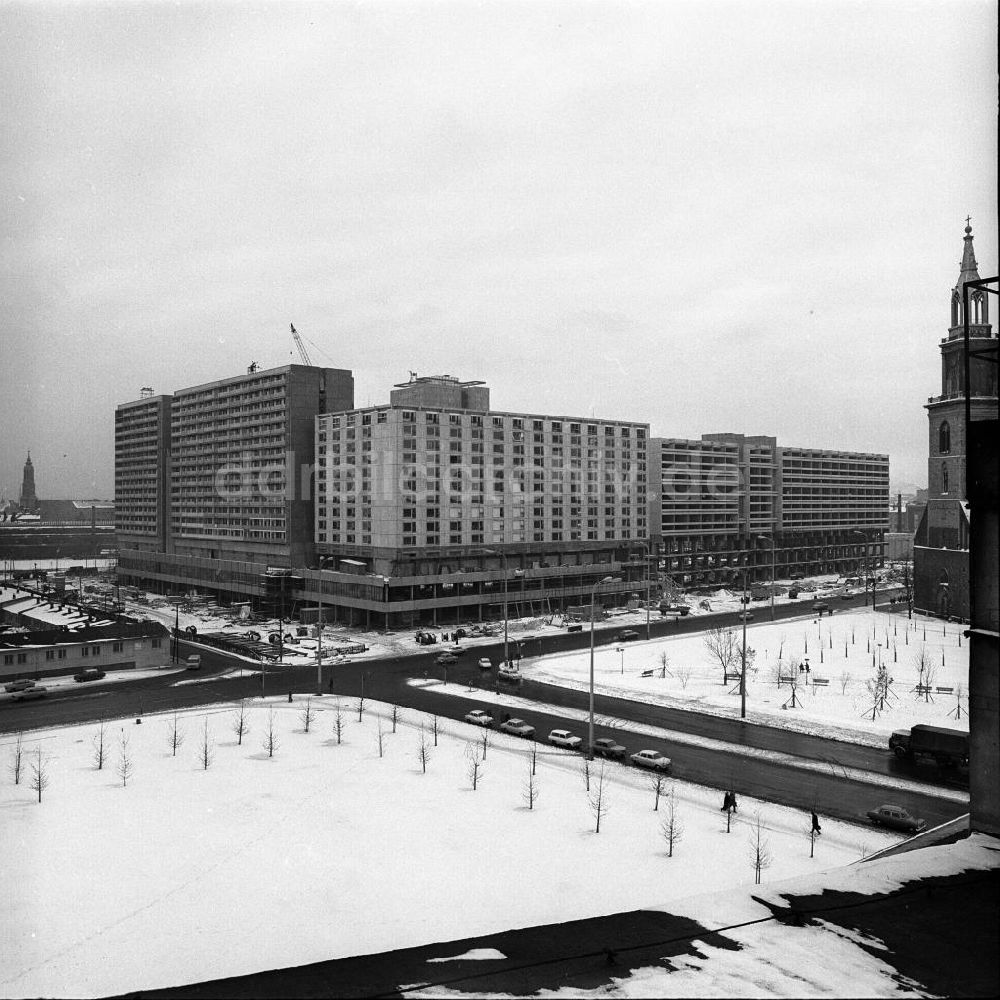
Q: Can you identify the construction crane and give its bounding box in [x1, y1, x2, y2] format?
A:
[290, 323, 312, 366]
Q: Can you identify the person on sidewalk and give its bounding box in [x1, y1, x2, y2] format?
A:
[811, 811, 822, 836]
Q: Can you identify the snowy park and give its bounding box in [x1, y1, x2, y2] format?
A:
[1, 697, 900, 998]
[523, 609, 969, 748]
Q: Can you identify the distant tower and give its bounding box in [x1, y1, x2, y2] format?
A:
[914, 221, 998, 619]
[18, 452, 39, 513]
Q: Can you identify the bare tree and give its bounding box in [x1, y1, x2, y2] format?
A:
[416, 726, 432, 773]
[356, 693, 365, 721]
[167, 713, 185, 757]
[431, 715, 440, 746]
[376, 717, 386, 758]
[30, 746, 50, 802]
[588, 762, 609, 833]
[528, 741, 538, 775]
[332, 700, 344, 745]
[582, 756, 591, 792]
[704, 626, 739, 685]
[746, 810, 773, 885]
[676, 665, 692, 690]
[660, 787, 683, 857]
[231, 701, 251, 746]
[838, 670, 852, 696]
[912, 645, 936, 702]
[10, 731, 24, 785]
[650, 772, 666, 811]
[262, 709, 279, 758]
[480, 728, 490, 760]
[198, 717, 214, 770]
[805, 818, 818, 859]
[117, 731, 134, 788]
[90, 718, 109, 770]
[522, 760, 540, 810]
[659, 651, 671, 679]
[465, 742, 483, 790]
[390, 703, 401, 733]
[299, 697, 315, 733]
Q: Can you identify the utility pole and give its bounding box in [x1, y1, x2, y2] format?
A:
[316, 574, 324, 695]
[740, 567, 748, 719]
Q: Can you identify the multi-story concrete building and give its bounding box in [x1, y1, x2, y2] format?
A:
[115, 392, 172, 552]
[914, 222, 998, 619]
[650, 432, 889, 587]
[312, 374, 649, 625]
[116, 364, 354, 597]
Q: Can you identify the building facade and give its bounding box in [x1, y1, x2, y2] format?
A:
[18, 453, 38, 513]
[116, 364, 354, 592]
[914, 223, 998, 620]
[650, 433, 889, 587]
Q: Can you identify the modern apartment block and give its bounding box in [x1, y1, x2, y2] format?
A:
[116, 364, 354, 593]
[311, 374, 650, 625]
[650, 432, 889, 587]
[115, 393, 172, 552]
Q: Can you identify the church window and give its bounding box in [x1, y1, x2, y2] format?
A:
[941, 462, 949, 494]
[938, 421, 950, 455]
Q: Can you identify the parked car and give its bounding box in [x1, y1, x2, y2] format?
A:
[866, 804, 927, 833]
[12, 686, 48, 702]
[839, 592, 854, 601]
[617, 630, 640, 642]
[790, 572, 805, 580]
[738, 611, 754, 621]
[548, 729, 583, 750]
[464, 709, 494, 727]
[185, 655, 201, 671]
[477, 658, 493, 670]
[566, 623, 583, 632]
[4, 679, 36, 693]
[659, 603, 690, 616]
[813, 601, 831, 613]
[629, 749, 672, 773]
[500, 717, 535, 738]
[435, 651, 458, 665]
[591, 737, 628, 760]
[73, 668, 106, 683]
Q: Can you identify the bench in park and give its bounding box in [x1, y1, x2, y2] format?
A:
[640, 669, 655, 678]
[778, 674, 795, 686]
[915, 684, 933, 696]
[935, 686, 954, 695]
[810, 677, 829, 687]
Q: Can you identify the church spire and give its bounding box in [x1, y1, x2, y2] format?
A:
[950, 219, 989, 330]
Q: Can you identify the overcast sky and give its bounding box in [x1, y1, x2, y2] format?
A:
[1, 0, 996, 501]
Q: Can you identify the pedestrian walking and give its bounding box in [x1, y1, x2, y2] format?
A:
[811, 811, 822, 835]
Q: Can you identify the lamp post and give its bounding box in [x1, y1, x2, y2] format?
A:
[756, 535, 776, 622]
[850, 530, 869, 607]
[480, 548, 516, 669]
[634, 540, 652, 640]
[589, 574, 620, 758]
[315, 571, 324, 696]
[740, 566, 748, 719]
[616, 646, 625, 674]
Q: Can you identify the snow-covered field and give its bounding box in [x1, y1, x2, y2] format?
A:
[1, 698, 899, 998]
[523, 609, 968, 748]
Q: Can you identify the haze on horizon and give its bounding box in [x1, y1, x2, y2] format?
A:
[1, 0, 996, 502]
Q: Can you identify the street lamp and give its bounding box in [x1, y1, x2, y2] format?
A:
[849, 530, 869, 607]
[634, 540, 653, 640]
[315, 570, 325, 696]
[616, 646, 625, 674]
[589, 574, 620, 757]
[480, 548, 520, 670]
[756, 534, 776, 622]
[740, 566, 749, 719]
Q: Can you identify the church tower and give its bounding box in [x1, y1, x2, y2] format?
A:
[18, 452, 39, 513]
[914, 221, 999, 618]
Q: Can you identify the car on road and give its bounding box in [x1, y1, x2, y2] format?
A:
[813, 601, 831, 613]
[73, 668, 106, 683]
[547, 729, 583, 750]
[629, 749, 672, 773]
[738, 611, 754, 621]
[591, 737, 628, 760]
[435, 651, 458, 665]
[500, 717, 535, 738]
[4, 679, 36, 693]
[659, 604, 690, 616]
[790, 572, 805, 580]
[464, 709, 494, 727]
[477, 658, 493, 670]
[617, 630, 640, 642]
[839, 592, 854, 601]
[866, 804, 926, 833]
[12, 686, 48, 702]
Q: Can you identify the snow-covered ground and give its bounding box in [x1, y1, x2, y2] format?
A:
[522, 609, 968, 748]
[1, 698, 900, 998]
[411, 833, 1000, 999]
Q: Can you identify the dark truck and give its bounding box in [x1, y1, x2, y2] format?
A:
[889, 725, 969, 768]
